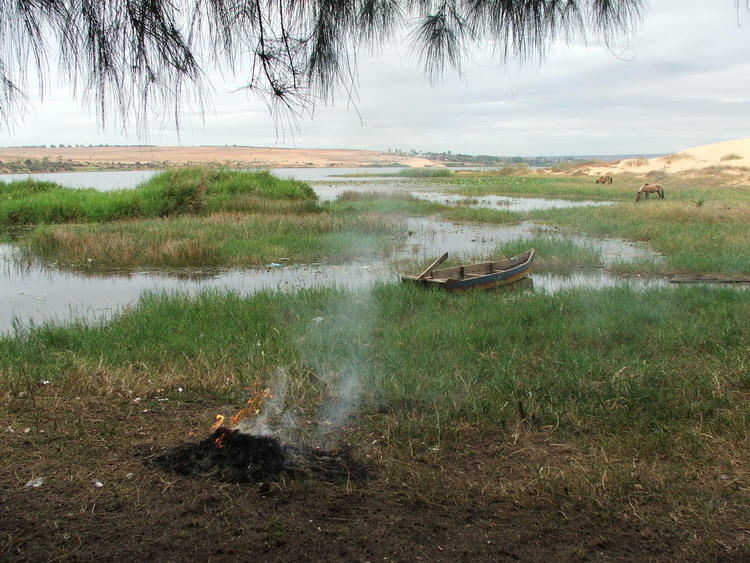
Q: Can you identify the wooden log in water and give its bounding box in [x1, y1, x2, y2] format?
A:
[669, 275, 750, 284]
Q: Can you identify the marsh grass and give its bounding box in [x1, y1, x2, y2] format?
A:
[3, 168, 750, 540]
[499, 235, 602, 269]
[396, 168, 453, 178]
[530, 200, 750, 275]
[0, 167, 316, 228]
[328, 190, 442, 215]
[446, 174, 635, 201]
[425, 169, 750, 276]
[11, 176, 418, 268]
[23, 211, 406, 267]
[403, 235, 602, 272]
[338, 168, 453, 178]
[439, 206, 521, 223]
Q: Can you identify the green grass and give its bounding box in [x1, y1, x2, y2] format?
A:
[326, 190, 443, 215]
[439, 205, 522, 223]
[22, 211, 406, 267]
[529, 200, 750, 275]
[8, 172, 415, 267]
[2, 283, 748, 461]
[12, 168, 750, 275]
[396, 168, 453, 178]
[336, 168, 453, 178]
[445, 174, 631, 200]
[0, 167, 317, 228]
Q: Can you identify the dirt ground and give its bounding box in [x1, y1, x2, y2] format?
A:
[0, 146, 433, 170]
[3, 396, 744, 563]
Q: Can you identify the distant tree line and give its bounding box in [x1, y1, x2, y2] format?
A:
[0, 157, 163, 174]
[391, 149, 600, 168]
[3, 145, 156, 149]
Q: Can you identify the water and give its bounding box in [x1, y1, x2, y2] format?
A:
[0, 168, 671, 334]
[1, 213, 667, 333]
[0, 167, 411, 191]
[0, 170, 160, 191]
[411, 192, 616, 212]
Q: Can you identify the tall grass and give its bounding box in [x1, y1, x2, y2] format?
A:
[396, 168, 453, 178]
[0, 167, 317, 228]
[22, 210, 406, 267]
[329, 190, 443, 215]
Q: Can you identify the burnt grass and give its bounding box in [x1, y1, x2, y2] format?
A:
[149, 427, 373, 486]
[1, 398, 746, 562]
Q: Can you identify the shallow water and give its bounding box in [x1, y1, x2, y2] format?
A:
[1, 214, 667, 333]
[411, 192, 616, 213]
[0, 167, 410, 191]
[0, 168, 669, 334]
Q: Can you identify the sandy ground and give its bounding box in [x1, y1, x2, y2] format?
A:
[3, 138, 750, 175]
[587, 137, 750, 176]
[0, 145, 433, 169]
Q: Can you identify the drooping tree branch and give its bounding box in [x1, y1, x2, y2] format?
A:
[0, 0, 653, 133]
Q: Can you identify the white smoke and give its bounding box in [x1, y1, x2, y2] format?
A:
[238, 366, 293, 437]
[314, 366, 363, 447]
[235, 287, 375, 447]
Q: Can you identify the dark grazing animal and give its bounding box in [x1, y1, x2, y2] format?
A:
[635, 183, 664, 201]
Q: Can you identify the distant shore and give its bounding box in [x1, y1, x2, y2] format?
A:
[3, 138, 750, 177]
[0, 146, 434, 173]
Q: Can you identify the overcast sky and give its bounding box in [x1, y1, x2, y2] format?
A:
[3, 1, 750, 157]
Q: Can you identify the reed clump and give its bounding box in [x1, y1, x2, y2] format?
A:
[396, 168, 453, 178]
[8, 168, 414, 267]
[0, 167, 317, 228]
[22, 210, 406, 267]
[720, 153, 743, 161]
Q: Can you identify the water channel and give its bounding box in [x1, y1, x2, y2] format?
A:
[1, 168, 668, 333]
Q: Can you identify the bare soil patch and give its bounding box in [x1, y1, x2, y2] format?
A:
[3, 397, 745, 562]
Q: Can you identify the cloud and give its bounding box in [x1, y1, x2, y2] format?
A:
[3, 1, 750, 156]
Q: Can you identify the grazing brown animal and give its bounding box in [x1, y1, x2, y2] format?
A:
[635, 183, 664, 201]
[596, 175, 613, 184]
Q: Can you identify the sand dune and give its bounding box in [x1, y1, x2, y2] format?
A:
[588, 138, 750, 176]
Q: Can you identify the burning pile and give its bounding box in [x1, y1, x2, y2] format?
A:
[151, 427, 287, 483]
[148, 382, 371, 485]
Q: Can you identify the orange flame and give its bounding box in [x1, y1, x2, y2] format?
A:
[211, 414, 225, 432]
[210, 383, 273, 437]
[215, 430, 226, 449]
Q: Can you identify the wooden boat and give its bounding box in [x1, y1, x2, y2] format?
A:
[401, 249, 535, 290]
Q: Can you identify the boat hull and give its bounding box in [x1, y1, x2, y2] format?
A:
[402, 249, 535, 291]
